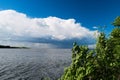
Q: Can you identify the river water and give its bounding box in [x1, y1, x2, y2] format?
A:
[0, 49, 72, 80]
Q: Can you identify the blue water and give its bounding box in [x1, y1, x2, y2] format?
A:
[0, 49, 72, 80]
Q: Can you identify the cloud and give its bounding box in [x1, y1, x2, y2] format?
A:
[93, 26, 98, 29]
[0, 9, 98, 47]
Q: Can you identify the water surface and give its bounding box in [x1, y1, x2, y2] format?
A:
[0, 49, 72, 80]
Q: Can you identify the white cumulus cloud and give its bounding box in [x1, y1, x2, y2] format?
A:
[0, 9, 97, 41]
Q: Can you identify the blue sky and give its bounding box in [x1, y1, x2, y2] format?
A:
[0, 0, 120, 48]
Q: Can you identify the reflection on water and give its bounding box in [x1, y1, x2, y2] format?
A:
[0, 49, 71, 80]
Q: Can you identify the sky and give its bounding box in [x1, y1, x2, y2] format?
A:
[0, 0, 120, 48]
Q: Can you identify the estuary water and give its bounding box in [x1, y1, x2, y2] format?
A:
[0, 49, 72, 80]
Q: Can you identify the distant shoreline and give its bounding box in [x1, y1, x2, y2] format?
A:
[0, 45, 29, 49]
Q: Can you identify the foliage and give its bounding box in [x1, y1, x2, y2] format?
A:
[60, 17, 120, 80]
[112, 16, 120, 27]
[59, 43, 94, 80]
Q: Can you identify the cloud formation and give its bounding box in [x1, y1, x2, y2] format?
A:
[0, 10, 97, 41]
[93, 26, 98, 29]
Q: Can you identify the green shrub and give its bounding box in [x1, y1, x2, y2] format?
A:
[60, 16, 120, 80]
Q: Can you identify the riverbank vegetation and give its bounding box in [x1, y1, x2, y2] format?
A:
[60, 16, 120, 80]
[0, 45, 28, 49]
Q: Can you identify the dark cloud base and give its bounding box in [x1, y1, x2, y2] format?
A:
[11, 36, 96, 49]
